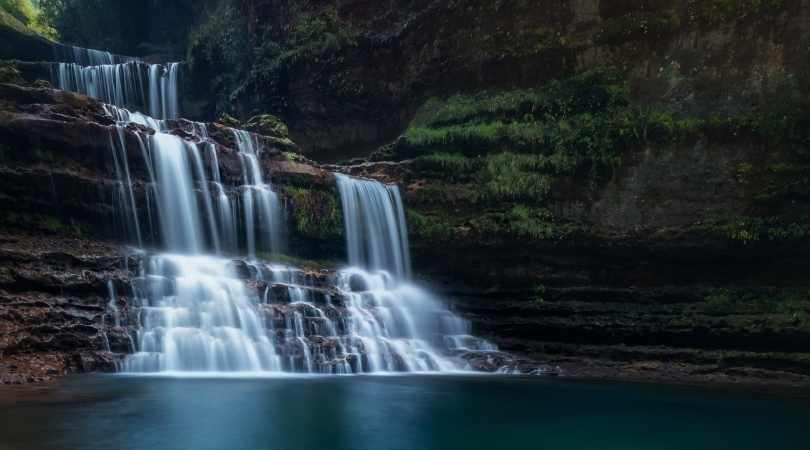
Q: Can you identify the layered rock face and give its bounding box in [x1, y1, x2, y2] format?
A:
[0, 83, 326, 381]
[0, 233, 132, 383]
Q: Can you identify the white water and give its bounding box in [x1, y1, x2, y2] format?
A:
[263, 264, 495, 373]
[335, 174, 411, 278]
[102, 103, 282, 258]
[233, 130, 283, 258]
[121, 255, 282, 372]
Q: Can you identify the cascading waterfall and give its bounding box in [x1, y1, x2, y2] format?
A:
[121, 255, 282, 372]
[66, 41, 497, 375]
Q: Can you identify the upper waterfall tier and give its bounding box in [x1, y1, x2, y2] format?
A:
[51, 44, 130, 65]
[55, 61, 180, 119]
[104, 104, 284, 256]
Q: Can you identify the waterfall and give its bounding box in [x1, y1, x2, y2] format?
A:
[55, 60, 180, 119]
[233, 130, 283, 258]
[335, 174, 411, 278]
[50, 42, 499, 375]
[150, 133, 207, 253]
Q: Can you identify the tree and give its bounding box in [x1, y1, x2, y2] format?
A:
[1, 0, 57, 39]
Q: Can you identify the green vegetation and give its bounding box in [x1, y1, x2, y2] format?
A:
[257, 252, 339, 270]
[0, 0, 55, 38]
[0, 61, 23, 84]
[596, 1, 788, 46]
[402, 69, 630, 242]
[250, 5, 359, 103]
[188, 2, 359, 119]
[401, 67, 810, 244]
[246, 114, 290, 139]
[704, 288, 810, 322]
[709, 216, 810, 244]
[534, 284, 547, 304]
[1, 211, 85, 236]
[187, 0, 251, 114]
[403, 69, 634, 223]
[37, 0, 203, 54]
[405, 210, 456, 242]
[406, 204, 576, 243]
[283, 186, 343, 240]
[691, 0, 787, 25]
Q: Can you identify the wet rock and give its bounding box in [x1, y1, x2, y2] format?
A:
[0, 233, 138, 383]
[226, 260, 254, 279]
[348, 274, 368, 292]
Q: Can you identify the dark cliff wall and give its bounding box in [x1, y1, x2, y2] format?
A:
[184, 0, 810, 162]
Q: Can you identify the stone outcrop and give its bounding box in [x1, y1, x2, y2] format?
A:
[0, 233, 133, 383]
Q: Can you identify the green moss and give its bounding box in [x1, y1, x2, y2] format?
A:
[471, 206, 577, 240]
[405, 210, 457, 242]
[705, 215, 810, 243]
[186, 0, 251, 115]
[215, 113, 242, 128]
[0, 0, 56, 39]
[0, 61, 23, 84]
[403, 67, 810, 245]
[412, 152, 480, 179]
[534, 284, 547, 304]
[597, 8, 682, 46]
[285, 6, 358, 60]
[478, 153, 554, 202]
[246, 114, 289, 139]
[284, 186, 342, 240]
[409, 182, 480, 206]
[704, 288, 810, 319]
[691, 0, 787, 25]
[596, 1, 787, 47]
[249, 5, 359, 103]
[1, 211, 85, 236]
[410, 68, 629, 129]
[257, 252, 338, 270]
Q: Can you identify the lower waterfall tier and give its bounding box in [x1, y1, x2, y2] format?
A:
[119, 254, 498, 374]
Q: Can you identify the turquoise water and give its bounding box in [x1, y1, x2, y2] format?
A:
[0, 375, 807, 450]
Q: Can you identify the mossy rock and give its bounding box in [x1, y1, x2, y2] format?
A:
[0, 61, 22, 84]
[246, 114, 290, 139]
[216, 113, 242, 128]
[282, 186, 343, 240]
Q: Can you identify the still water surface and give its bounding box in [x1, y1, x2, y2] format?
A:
[0, 374, 807, 450]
